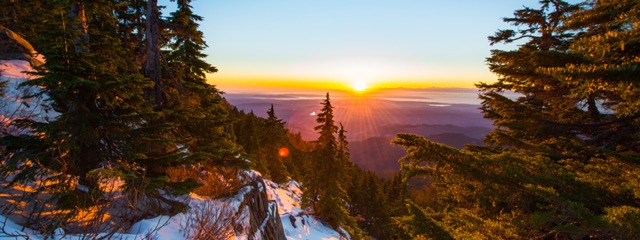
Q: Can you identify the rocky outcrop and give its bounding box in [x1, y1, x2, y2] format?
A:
[239, 176, 286, 240]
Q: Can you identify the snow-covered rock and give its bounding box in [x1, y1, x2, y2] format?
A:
[0, 59, 57, 135]
[264, 178, 346, 240]
[0, 171, 347, 240]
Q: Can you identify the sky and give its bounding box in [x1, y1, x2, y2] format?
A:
[161, 0, 575, 92]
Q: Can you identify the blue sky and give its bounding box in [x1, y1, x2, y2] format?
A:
[160, 0, 581, 91]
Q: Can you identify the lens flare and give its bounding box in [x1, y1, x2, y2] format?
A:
[278, 147, 290, 157]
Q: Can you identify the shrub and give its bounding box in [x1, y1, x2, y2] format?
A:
[181, 201, 235, 240]
[166, 165, 244, 198]
[604, 206, 640, 238]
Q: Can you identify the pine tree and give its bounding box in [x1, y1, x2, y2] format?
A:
[395, 201, 452, 240]
[347, 168, 364, 217]
[361, 172, 392, 238]
[0, 0, 48, 44]
[544, 0, 640, 157]
[392, 132, 639, 238]
[337, 123, 353, 170]
[113, 0, 146, 65]
[239, 111, 261, 154]
[387, 171, 408, 216]
[283, 131, 312, 180]
[479, 0, 640, 159]
[477, 0, 587, 159]
[302, 93, 359, 236]
[336, 122, 357, 209]
[261, 104, 289, 183]
[303, 93, 338, 211]
[1, 0, 154, 221]
[1, 0, 242, 218]
[387, 1, 640, 238]
[164, 0, 241, 168]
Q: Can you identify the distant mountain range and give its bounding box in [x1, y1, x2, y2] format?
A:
[349, 124, 490, 178]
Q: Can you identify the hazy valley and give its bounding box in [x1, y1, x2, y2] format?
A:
[225, 88, 493, 176]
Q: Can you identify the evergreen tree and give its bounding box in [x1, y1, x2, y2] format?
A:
[395, 201, 452, 240]
[113, 0, 146, 66]
[261, 104, 289, 183]
[477, 0, 586, 159]
[347, 167, 364, 218]
[478, 0, 639, 159]
[393, 131, 639, 238]
[385, 171, 410, 238]
[283, 131, 313, 181]
[302, 93, 358, 236]
[1, 0, 242, 221]
[1, 0, 155, 223]
[0, 0, 48, 44]
[336, 123, 355, 175]
[389, 1, 640, 238]
[229, 106, 312, 182]
[303, 93, 338, 211]
[315, 93, 338, 146]
[239, 111, 261, 154]
[361, 172, 393, 238]
[338, 123, 394, 238]
[164, 0, 241, 168]
[545, 0, 640, 158]
[387, 171, 408, 216]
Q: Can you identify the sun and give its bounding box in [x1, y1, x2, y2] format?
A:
[352, 80, 368, 92]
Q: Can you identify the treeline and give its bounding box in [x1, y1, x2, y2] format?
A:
[392, 0, 640, 238]
[228, 104, 310, 183]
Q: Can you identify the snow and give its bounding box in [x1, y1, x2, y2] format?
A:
[128, 215, 183, 240]
[282, 215, 343, 240]
[0, 215, 32, 237]
[264, 180, 344, 240]
[265, 180, 303, 216]
[0, 170, 346, 239]
[0, 60, 58, 135]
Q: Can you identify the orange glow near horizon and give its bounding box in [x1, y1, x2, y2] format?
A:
[205, 58, 494, 92]
[208, 75, 485, 93]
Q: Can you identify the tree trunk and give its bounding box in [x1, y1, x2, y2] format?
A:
[70, 3, 89, 53]
[587, 95, 601, 122]
[135, 2, 145, 65]
[145, 0, 164, 108]
[70, 2, 101, 193]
